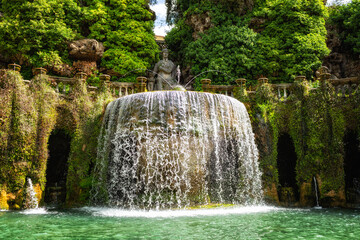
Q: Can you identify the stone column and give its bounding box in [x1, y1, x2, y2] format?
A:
[100, 74, 111, 89]
[75, 72, 87, 81]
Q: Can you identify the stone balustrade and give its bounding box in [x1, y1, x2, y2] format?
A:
[48, 76, 76, 95]
[5, 64, 360, 101]
[328, 77, 360, 97]
[109, 82, 136, 97]
[273, 83, 292, 101]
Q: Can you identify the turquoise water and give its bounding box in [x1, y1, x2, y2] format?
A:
[0, 206, 359, 239]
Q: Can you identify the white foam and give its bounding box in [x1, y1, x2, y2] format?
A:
[21, 208, 48, 215]
[82, 205, 278, 218]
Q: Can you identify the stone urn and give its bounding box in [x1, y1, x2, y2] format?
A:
[136, 76, 147, 92]
[258, 77, 268, 85]
[8, 63, 21, 72]
[201, 79, 211, 86]
[235, 78, 246, 87]
[295, 75, 306, 82]
[33, 67, 47, 76]
[75, 72, 87, 81]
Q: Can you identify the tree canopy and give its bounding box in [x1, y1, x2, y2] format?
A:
[0, 0, 159, 79]
[329, 0, 360, 55]
[166, 0, 330, 85]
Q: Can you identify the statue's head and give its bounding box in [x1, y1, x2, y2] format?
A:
[162, 48, 169, 59]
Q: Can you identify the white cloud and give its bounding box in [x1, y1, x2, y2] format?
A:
[150, 1, 173, 36]
[327, 0, 352, 5]
[151, 3, 167, 20]
[154, 24, 174, 36]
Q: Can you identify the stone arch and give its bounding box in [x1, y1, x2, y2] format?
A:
[344, 130, 360, 204]
[277, 133, 299, 203]
[44, 129, 72, 205]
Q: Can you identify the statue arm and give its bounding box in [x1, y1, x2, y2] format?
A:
[153, 62, 159, 76]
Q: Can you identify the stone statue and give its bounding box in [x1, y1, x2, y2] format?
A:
[151, 49, 177, 90]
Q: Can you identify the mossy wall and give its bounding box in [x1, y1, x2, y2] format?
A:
[238, 79, 360, 207]
[0, 70, 58, 209]
[0, 70, 112, 209]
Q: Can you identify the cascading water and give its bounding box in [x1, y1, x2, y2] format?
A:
[25, 178, 39, 209]
[91, 91, 263, 209]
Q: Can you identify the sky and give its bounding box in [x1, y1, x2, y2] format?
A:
[151, 0, 353, 36]
[150, 0, 172, 36]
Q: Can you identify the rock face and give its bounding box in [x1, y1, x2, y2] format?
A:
[69, 39, 104, 61]
[68, 39, 104, 76]
[186, 12, 213, 39]
[323, 24, 360, 78]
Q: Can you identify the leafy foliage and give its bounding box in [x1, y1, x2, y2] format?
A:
[0, 0, 158, 79]
[185, 24, 258, 88]
[329, 0, 360, 54]
[166, 0, 330, 85]
[86, 0, 159, 78]
[0, 0, 81, 67]
[253, 0, 330, 82]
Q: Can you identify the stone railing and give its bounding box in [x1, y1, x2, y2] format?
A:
[328, 77, 360, 97]
[109, 82, 136, 97]
[102, 75, 147, 98]
[5, 64, 360, 101]
[49, 76, 76, 95]
[273, 83, 292, 101]
[201, 79, 235, 96]
[201, 77, 294, 101]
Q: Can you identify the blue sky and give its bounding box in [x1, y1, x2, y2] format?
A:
[151, 0, 352, 36]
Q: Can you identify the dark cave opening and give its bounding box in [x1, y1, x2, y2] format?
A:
[44, 129, 71, 205]
[344, 130, 360, 203]
[277, 133, 299, 203]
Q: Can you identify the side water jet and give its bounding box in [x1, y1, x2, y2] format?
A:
[313, 176, 322, 209]
[25, 178, 39, 209]
[91, 91, 263, 209]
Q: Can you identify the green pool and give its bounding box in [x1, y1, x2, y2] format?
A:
[0, 206, 359, 239]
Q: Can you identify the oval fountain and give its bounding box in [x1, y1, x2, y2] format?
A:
[91, 91, 263, 209]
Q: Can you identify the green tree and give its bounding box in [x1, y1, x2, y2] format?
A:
[185, 24, 258, 88]
[0, 0, 159, 80]
[254, 0, 330, 82]
[329, 0, 360, 54]
[0, 0, 82, 67]
[166, 0, 330, 84]
[85, 0, 159, 79]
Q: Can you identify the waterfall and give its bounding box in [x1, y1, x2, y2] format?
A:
[91, 91, 263, 209]
[25, 178, 39, 209]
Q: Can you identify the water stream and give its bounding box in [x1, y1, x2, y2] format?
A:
[25, 178, 39, 209]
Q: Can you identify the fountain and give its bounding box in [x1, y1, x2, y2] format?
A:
[91, 91, 263, 209]
[313, 176, 322, 209]
[25, 178, 39, 209]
